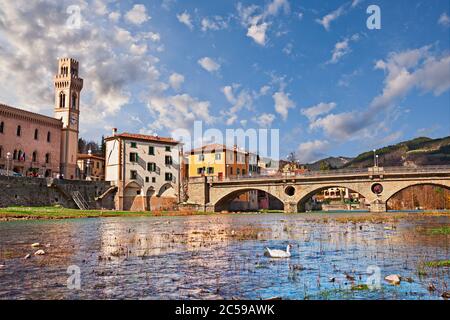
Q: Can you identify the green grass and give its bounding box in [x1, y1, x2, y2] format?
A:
[427, 226, 450, 235]
[0, 206, 209, 220]
[424, 260, 450, 268]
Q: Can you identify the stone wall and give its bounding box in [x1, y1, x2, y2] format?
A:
[0, 175, 114, 209]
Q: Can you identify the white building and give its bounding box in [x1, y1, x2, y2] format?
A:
[105, 130, 182, 211]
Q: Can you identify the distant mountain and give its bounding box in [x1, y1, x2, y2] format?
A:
[343, 136, 450, 168]
[302, 156, 353, 170]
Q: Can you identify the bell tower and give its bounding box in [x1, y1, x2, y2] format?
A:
[54, 58, 83, 179]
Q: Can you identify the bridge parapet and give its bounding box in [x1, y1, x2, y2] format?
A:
[186, 166, 450, 213]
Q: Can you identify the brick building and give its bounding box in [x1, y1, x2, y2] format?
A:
[0, 58, 82, 179]
[0, 104, 62, 177]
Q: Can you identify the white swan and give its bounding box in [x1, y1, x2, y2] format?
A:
[264, 244, 292, 258]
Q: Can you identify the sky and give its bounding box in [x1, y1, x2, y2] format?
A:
[0, 0, 449, 163]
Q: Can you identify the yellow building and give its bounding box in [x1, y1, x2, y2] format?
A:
[188, 144, 249, 180]
[77, 153, 105, 181]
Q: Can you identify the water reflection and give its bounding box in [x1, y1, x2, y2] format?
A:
[0, 213, 448, 300]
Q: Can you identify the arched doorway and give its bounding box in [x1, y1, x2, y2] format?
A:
[214, 188, 284, 212]
[297, 186, 368, 213]
[122, 181, 143, 211]
[150, 183, 177, 211]
[387, 183, 450, 211]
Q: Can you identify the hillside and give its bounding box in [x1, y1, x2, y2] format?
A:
[303, 157, 353, 170]
[343, 136, 450, 168]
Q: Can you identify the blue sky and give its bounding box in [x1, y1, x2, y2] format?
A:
[0, 0, 449, 162]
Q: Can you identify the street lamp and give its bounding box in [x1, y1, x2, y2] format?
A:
[373, 149, 377, 167]
[86, 149, 92, 180]
[6, 152, 11, 176]
[376, 154, 379, 167]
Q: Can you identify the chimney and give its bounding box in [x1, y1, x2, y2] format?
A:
[112, 128, 117, 136]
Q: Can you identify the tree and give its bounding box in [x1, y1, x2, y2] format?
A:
[319, 161, 331, 171]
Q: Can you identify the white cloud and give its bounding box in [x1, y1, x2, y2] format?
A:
[201, 16, 228, 32]
[147, 94, 215, 132]
[221, 85, 253, 125]
[296, 140, 330, 163]
[109, 11, 121, 22]
[301, 102, 336, 122]
[327, 34, 359, 64]
[255, 113, 276, 127]
[145, 32, 161, 42]
[198, 57, 221, 72]
[237, 0, 290, 46]
[438, 12, 450, 27]
[266, 0, 290, 16]
[351, 0, 362, 7]
[169, 73, 184, 90]
[247, 22, 269, 46]
[273, 91, 295, 120]
[177, 11, 194, 30]
[94, 0, 108, 16]
[316, 4, 346, 31]
[282, 42, 293, 55]
[125, 4, 150, 25]
[310, 46, 450, 140]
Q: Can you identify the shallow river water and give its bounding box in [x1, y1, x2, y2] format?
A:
[0, 213, 449, 300]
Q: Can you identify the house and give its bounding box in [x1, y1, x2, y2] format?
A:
[104, 130, 182, 211]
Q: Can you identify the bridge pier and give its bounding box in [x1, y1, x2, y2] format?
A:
[284, 202, 298, 214]
[370, 200, 387, 213]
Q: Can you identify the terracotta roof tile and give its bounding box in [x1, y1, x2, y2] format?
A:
[106, 132, 180, 145]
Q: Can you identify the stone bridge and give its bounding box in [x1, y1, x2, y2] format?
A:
[187, 166, 450, 213]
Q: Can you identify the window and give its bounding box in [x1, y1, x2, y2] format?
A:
[32, 151, 37, 162]
[207, 167, 214, 174]
[198, 154, 205, 161]
[130, 142, 137, 148]
[152, 177, 156, 183]
[242, 169, 246, 175]
[34, 129, 39, 140]
[47, 131, 51, 142]
[13, 150, 17, 160]
[145, 177, 149, 183]
[229, 167, 233, 175]
[130, 170, 137, 180]
[0, 121, 3, 133]
[165, 146, 171, 152]
[45, 153, 50, 164]
[96, 162, 99, 169]
[147, 162, 156, 172]
[165, 155, 173, 165]
[197, 167, 205, 175]
[18, 150, 25, 161]
[129, 152, 138, 162]
[237, 168, 240, 175]
[16, 125, 21, 137]
[59, 92, 66, 108]
[71, 93, 77, 109]
[165, 172, 173, 181]
[148, 146, 154, 155]
[215, 153, 221, 160]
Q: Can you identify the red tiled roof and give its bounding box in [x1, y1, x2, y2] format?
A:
[77, 153, 105, 161]
[105, 132, 180, 145]
[188, 143, 248, 154]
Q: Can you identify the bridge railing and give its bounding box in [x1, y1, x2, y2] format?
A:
[198, 165, 450, 182]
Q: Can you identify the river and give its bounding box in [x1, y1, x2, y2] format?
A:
[0, 213, 448, 299]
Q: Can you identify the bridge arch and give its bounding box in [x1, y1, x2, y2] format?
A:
[213, 187, 284, 212]
[295, 183, 372, 213]
[385, 181, 450, 210]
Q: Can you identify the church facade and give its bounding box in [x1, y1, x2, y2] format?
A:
[0, 58, 82, 179]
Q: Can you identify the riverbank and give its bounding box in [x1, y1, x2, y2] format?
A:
[0, 206, 210, 221]
[0, 206, 449, 222]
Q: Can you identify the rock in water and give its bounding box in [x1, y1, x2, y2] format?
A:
[24, 254, 31, 259]
[34, 249, 45, 255]
[385, 274, 401, 285]
[31, 243, 40, 247]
